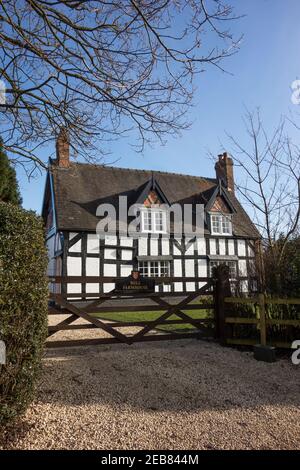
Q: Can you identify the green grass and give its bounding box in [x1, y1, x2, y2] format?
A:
[92, 307, 215, 332]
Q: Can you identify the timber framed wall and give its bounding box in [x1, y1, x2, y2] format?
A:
[58, 231, 257, 298]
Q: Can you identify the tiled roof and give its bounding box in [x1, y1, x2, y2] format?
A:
[50, 162, 259, 238]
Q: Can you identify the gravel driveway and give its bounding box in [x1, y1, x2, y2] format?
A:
[1, 335, 300, 450]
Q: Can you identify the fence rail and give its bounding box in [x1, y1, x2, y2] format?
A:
[224, 294, 300, 348]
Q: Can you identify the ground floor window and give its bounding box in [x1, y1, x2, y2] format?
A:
[138, 260, 170, 277]
[209, 260, 237, 279]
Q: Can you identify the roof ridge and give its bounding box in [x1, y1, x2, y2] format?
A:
[58, 160, 217, 182]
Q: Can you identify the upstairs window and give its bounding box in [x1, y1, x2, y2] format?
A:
[142, 210, 152, 231]
[210, 213, 232, 235]
[141, 209, 167, 234]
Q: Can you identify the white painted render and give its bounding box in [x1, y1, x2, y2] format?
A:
[138, 237, 147, 255]
[228, 239, 235, 255]
[120, 265, 133, 277]
[239, 280, 248, 293]
[161, 238, 170, 255]
[185, 240, 195, 255]
[103, 263, 117, 276]
[69, 233, 81, 253]
[237, 239, 246, 257]
[104, 248, 116, 260]
[69, 232, 78, 241]
[67, 256, 81, 294]
[86, 257, 99, 276]
[119, 237, 133, 247]
[174, 258, 183, 292]
[121, 249, 132, 260]
[238, 259, 247, 277]
[185, 259, 194, 276]
[104, 283, 115, 293]
[248, 243, 255, 257]
[150, 238, 158, 256]
[185, 258, 195, 292]
[198, 259, 207, 277]
[219, 239, 226, 255]
[174, 259, 182, 276]
[86, 283, 100, 293]
[197, 238, 206, 255]
[173, 239, 181, 255]
[67, 256, 81, 275]
[103, 263, 116, 292]
[87, 234, 100, 253]
[209, 238, 217, 255]
[105, 235, 117, 245]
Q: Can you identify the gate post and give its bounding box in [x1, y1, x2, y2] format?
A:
[258, 293, 267, 347]
[214, 265, 231, 345]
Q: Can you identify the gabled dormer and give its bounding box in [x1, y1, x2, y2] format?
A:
[136, 174, 170, 234]
[206, 181, 236, 236]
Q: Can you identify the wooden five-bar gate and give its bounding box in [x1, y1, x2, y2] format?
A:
[47, 272, 300, 350]
[47, 276, 217, 348]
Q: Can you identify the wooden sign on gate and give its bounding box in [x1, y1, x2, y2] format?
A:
[115, 270, 155, 294]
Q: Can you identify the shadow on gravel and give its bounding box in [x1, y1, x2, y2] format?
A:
[39, 340, 300, 412]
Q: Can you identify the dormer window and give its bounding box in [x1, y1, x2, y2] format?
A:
[141, 209, 167, 234]
[210, 213, 232, 235]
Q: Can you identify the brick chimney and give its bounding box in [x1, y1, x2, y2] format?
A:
[56, 128, 70, 168]
[215, 152, 234, 194]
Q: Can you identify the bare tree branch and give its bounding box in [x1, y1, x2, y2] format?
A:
[0, 0, 242, 173]
[223, 109, 300, 290]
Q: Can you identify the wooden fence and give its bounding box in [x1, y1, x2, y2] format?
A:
[223, 295, 300, 349]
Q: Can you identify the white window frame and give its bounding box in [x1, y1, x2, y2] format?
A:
[209, 260, 237, 280]
[141, 209, 167, 234]
[138, 260, 170, 277]
[210, 213, 232, 236]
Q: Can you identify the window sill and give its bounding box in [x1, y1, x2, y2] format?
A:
[140, 230, 168, 235]
[211, 232, 232, 237]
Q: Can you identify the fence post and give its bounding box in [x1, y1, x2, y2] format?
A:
[254, 293, 276, 362]
[258, 293, 266, 346]
[214, 265, 231, 345]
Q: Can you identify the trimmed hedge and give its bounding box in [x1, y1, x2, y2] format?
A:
[0, 202, 48, 425]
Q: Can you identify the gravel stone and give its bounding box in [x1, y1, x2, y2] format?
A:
[1, 324, 300, 450]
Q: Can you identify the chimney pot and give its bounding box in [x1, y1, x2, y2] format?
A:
[215, 152, 234, 193]
[56, 128, 70, 168]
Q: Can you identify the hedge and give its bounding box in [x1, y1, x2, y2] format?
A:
[0, 202, 48, 425]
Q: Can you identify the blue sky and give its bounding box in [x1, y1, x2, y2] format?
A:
[16, 0, 300, 213]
